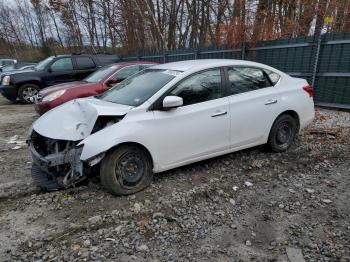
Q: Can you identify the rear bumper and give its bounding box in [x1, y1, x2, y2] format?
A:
[0, 85, 17, 101]
[300, 100, 315, 130]
[300, 113, 315, 129]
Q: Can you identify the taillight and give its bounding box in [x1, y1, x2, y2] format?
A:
[303, 85, 313, 97]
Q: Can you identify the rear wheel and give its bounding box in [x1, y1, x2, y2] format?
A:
[18, 84, 40, 104]
[267, 114, 297, 152]
[100, 145, 153, 195]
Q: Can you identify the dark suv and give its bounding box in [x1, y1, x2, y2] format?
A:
[0, 54, 119, 103]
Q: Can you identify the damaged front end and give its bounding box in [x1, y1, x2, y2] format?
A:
[27, 98, 131, 190]
[28, 130, 85, 190]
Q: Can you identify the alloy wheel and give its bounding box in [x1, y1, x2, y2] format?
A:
[22, 87, 38, 102]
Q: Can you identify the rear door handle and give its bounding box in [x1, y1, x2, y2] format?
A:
[211, 111, 227, 117]
[265, 99, 277, 105]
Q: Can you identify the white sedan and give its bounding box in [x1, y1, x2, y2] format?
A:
[28, 59, 315, 195]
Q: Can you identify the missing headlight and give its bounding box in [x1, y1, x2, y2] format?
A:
[91, 115, 124, 134]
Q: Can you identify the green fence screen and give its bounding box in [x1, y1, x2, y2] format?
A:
[120, 32, 350, 108]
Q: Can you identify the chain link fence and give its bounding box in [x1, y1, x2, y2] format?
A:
[120, 32, 350, 109]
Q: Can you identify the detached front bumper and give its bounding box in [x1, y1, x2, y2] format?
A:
[0, 85, 17, 101]
[28, 132, 84, 190]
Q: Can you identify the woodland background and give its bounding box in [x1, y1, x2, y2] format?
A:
[0, 0, 349, 61]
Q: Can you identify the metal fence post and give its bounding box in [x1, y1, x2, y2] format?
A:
[163, 52, 167, 63]
[194, 49, 198, 59]
[241, 42, 246, 60]
[312, 33, 322, 87]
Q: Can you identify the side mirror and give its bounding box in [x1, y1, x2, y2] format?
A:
[47, 68, 52, 73]
[105, 79, 118, 87]
[162, 96, 183, 109]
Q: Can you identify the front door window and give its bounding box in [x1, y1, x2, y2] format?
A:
[169, 69, 222, 106]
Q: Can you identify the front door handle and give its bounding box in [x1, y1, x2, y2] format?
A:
[265, 99, 278, 105]
[211, 111, 227, 117]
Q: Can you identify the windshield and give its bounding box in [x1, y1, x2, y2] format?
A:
[98, 69, 179, 106]
[2, 65, 15, 72]
[35, 57, 54, 71]
[85, 65, 118, 83]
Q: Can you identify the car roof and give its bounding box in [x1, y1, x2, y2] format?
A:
[105, 61, 158, 67]
[152, 59, 276, 72]
[52, 54, 119, 58]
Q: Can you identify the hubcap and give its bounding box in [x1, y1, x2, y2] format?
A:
[117, 152, 145, 187]
[276, 122, 292, 145]
[22, 87, 38, 102]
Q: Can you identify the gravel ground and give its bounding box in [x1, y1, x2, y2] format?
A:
[0, 96, 349, 261]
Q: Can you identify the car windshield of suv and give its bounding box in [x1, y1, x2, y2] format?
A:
[35, 57, 54, 71]
[85, 65, 118, 83]
[98, 69, 180, 106]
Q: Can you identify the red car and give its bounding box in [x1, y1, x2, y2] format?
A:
[34, 61, 157, 115]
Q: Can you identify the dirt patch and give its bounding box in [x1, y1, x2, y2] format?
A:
[0, 96, 349, 261]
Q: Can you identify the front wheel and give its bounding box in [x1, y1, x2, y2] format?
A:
[18, 84, 40, 104]
[267, 114, 298, 152]
[100, 145, 153, 196]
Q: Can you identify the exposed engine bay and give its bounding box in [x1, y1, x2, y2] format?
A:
[28, 130, 85, 190]
[28, 113, 124, 190]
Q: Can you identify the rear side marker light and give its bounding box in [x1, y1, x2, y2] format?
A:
[303, 85, 313, 97]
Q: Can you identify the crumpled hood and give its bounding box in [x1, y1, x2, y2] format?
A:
[33, 97, 134, 141]
[40, 81, 91, 95]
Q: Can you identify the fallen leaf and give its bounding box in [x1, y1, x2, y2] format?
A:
[191, 174, 202, 182]
[138, 217, 148, 230]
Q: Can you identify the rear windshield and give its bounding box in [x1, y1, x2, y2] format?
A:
[98, 69, 179, 106]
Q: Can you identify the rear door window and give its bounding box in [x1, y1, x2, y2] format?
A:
[226, 67, 271, 95]
[76, 57, 96, 70]
[50, 58, 73, 72]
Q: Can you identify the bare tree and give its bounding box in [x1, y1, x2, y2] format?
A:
[0, 0, 349, 59]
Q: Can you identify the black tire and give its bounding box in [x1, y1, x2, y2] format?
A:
[267, 114, 298, 153]
[18, 84, 40, 104]
[100, 145, 153, 196]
